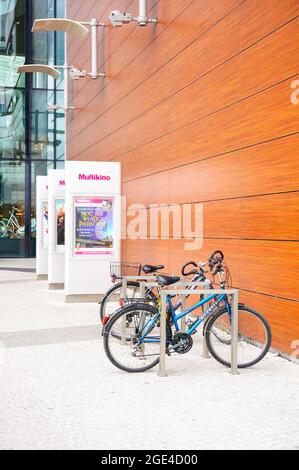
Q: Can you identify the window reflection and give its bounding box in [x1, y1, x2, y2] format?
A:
[0, 0, 65, 257]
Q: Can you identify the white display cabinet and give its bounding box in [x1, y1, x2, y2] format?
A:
[36, 176, 48, 280]
[48, 169, 66, 289]
[64, 161, 121, 302]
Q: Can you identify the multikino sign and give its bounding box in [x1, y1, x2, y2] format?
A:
[78, 174, 111, 181]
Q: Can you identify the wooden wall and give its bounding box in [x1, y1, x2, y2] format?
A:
[67, 0, 299, 355]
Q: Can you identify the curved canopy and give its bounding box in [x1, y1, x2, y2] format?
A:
[32, 19, 89, 39]
[17, 65, 61, 80]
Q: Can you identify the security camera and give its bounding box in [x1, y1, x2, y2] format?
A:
[69, 67, 87, 80]
[109, 10, 132, 27]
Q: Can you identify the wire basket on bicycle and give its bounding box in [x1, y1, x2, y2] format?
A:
[110, 261, 142, 282]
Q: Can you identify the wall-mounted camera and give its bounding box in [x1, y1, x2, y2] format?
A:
[109, 2, 157, 28]
[108, 11, 132, 27]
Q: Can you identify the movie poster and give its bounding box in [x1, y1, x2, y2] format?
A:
[74, 197, 113, 255]
[42, 202, 48, 248]
[55, 199, 65, 246]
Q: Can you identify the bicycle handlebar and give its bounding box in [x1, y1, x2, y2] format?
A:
[181, 251, 225, 277]
[181, 261, 199, 277]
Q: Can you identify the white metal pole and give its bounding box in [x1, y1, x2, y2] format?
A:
[139, 0, 147, 20]
[202, 295, 210, 358]
[181, 295, 186, 333]
[121, 277, 127, 344]
[63, 64, 68, 109]
[91, 18, 98, 79]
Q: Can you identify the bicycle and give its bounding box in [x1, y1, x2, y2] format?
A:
[103, 251, 272, 373]
[0, 207, 25, 239]
[100, 257, 216, 324]
[99, 262, 164, 324]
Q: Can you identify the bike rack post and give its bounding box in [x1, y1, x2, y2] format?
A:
[120, 277, 127, 344]
[118, 275, 157, 345]
[159, 290, 168, 377]
[231, 289, 239, 375]
[180, 294, 186, 333]
[141, 280, 210, 378]
[202, 295, 210, 359]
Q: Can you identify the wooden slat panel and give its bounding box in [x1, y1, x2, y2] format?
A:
[239, 291, 299, 355]
[126, 236, 299, 354]
[69, 17, 299, 157]
[74, 76, 299, 163]
[123, 237, 299, 300]
[67, 0, 204, 142]
[66, 0, 108, 66]
[123, 134, 299, 201]
[68, 0, 241, 152]
[167, 134, 299, 204]
[125, 192, 299, 240]
[204, 193, 299, 240]
[67, 0, 299, 158]
[68, 0, 299, 354]
[67, 0, 136, 85]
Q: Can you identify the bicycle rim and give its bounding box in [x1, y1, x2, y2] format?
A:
[103, 305, 163, 372]
[206, 305, 271, 368]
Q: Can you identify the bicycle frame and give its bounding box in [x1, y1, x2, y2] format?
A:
[140, 292, 231, 344]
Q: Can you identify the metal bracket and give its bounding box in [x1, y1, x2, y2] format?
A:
[47, 103, 76, 113]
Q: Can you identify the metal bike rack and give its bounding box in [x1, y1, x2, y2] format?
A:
[117, 276, 238, 376]
[157, 287, 239, 377]
[119, 275, 159, 344]
[140, 280, 212, 372]
[119, 276, 212, 358]
[119, 275, 158, 300]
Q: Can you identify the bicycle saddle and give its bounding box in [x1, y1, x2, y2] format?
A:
[156, 275, 180, 286]
[142, 264, 164, 274]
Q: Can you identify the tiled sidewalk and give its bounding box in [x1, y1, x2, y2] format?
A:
[0, 260, 298, 450]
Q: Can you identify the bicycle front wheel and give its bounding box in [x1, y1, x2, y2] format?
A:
[103, 303, 171, 373]
[205, 304, 271, 368]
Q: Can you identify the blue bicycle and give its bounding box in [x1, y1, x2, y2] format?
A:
[103, 252, 272, 373]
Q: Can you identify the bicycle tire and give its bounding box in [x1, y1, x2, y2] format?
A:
[205, 304, 271, 368]
[103, 303, 172, 373]
[99, 281, 157, 323]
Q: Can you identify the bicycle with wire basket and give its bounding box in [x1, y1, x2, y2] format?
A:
[103, 251, 272, 373]
[99, 261, 163, 324]
[100, 257, 219, 324]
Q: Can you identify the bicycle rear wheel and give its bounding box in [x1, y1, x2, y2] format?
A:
[100, 281, 157, 323]
[103, 303, 171, 373]
[205, 304, 271, 368]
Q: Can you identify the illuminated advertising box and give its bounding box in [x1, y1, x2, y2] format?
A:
[65, 162, 121, 302]
[48, 169, 65, 289]
[36, 176, 48, 279]
[74, 197, 114, 256]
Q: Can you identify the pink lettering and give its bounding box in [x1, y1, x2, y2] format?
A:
[78, 174, 111, 181]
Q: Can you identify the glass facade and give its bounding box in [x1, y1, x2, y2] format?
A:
[0, 0, 65, 257]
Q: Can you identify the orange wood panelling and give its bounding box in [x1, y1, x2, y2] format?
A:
[125, 192, 299, 241]
[69, 17, 299, 159]
[68, 0, 299, 354]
